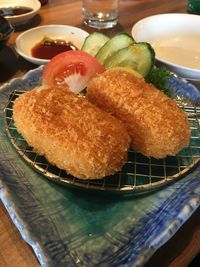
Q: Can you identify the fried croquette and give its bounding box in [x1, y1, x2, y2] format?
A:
[87, 68, 191, 159]
[13, 85, 130, 179]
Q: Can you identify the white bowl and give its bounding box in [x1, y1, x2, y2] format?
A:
[0, 0, 41, 26]
[15, 25, 89, 65]
[132, 13, 200, 80]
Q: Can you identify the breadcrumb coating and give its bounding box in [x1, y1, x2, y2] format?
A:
[13, 85, 130, 179]
[87, 69, 191, 159]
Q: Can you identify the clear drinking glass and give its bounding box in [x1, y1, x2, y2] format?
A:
[82, 0, 119, 29]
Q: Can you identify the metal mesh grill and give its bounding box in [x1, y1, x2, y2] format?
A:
[4, 90, 200, 194]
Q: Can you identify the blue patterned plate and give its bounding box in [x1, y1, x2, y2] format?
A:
[0, 67, 200, 267]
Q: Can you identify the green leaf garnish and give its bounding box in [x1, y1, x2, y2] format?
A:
[145, 66, 173, 97]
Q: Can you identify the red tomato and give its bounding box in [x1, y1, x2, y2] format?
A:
[42, 50, 105, 93]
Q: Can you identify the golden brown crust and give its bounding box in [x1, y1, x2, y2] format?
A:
[87, 69, 191, 159]
[13, 85, 130, 179]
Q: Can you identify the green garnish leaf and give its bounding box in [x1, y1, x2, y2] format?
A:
[145, 66, 173, 97]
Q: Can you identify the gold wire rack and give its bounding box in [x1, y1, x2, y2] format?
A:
[4, 90, 200, 194]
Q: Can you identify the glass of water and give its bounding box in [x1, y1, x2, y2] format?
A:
[82, 0, 119, 29]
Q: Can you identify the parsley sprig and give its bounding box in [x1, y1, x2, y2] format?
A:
[145, 66, 173, 97]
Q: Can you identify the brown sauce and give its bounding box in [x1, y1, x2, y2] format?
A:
[0, 6, 33, 16]
[31, 38, 78, 60]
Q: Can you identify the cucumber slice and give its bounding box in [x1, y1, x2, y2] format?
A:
[95, 33, 135, 64]
[81, 32, 110, 57]
[104, 42, 155, 77]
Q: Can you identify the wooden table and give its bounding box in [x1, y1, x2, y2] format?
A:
[0, 0, 200, 266]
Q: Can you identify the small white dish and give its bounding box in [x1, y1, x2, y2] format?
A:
[15, 25, 89, 65]
[132, 13, 200, 80]
[0, 0, 41, 26]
